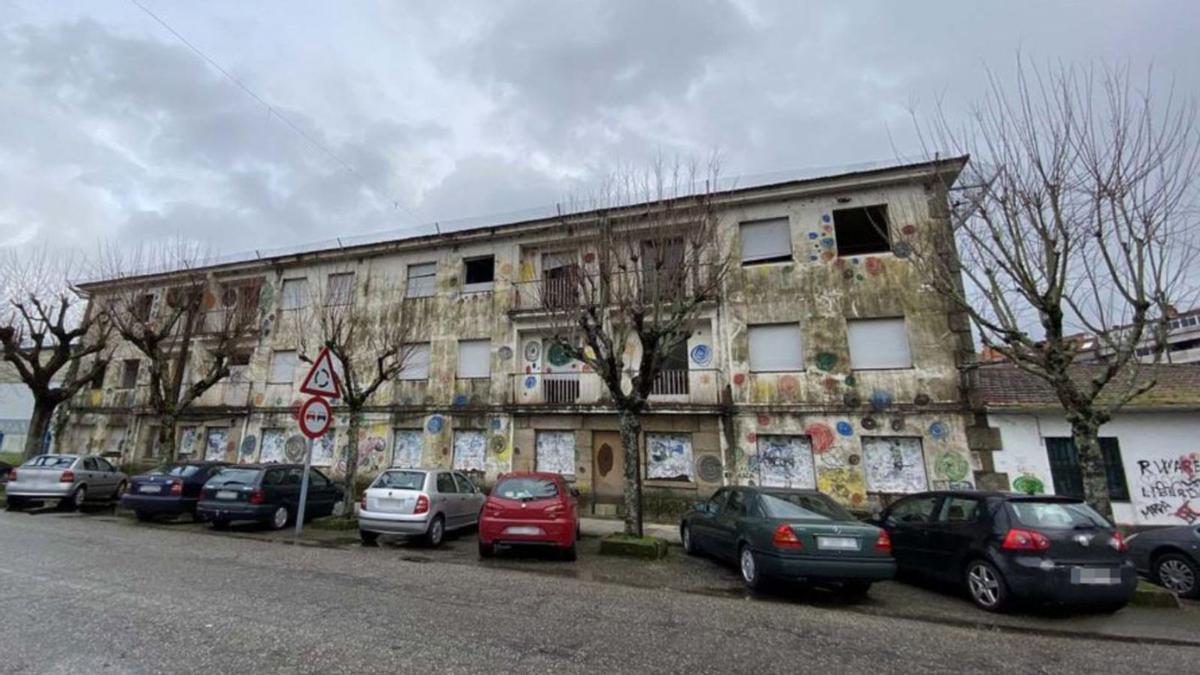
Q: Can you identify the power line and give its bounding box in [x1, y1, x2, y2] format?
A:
[127, 0, 421, 223]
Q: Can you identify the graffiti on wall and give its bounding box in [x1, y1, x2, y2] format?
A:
[1134, 453, 1200, 524]
[646, 433, 693, 481]
[311, 433, 336, 466]
[453, 430, 487, 472]
[392, 430, 423, 468]
[861, 436, 928, 494]
[755, 435, 816, 489]
[357, 426, 388, 474]
[261, 429, 287, 463]
[205, 428, 229, 461]
[536, 431, 575, 476]
[179, 426, 198, 456]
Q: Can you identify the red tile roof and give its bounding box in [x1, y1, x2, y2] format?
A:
[976, 362, 1200, 411]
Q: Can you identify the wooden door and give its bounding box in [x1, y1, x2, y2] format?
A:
[592, 431, 626, 501]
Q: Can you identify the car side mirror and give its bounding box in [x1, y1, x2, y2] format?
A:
[569, 487, 581, 498]
[693, 501, 710, 514]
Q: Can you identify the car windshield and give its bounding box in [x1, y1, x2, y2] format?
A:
[151, 465, 202, 478]
[22, 455, 75, 468]
[1009, 500, 1110, 529]
[208, 468, 261, 486]
[494, 478, 558, 501]
[375, 471, 425, 490]
[759, 492, 853, 521]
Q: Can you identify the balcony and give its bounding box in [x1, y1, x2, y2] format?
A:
[509, 265, 720, 314]
[510, 369, 719, 406]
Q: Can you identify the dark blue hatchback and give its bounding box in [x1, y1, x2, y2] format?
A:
[122, 462, 230, 521]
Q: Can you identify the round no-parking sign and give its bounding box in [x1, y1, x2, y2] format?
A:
[298, 396, 332, 439]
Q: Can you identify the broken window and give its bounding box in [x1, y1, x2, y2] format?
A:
[132, 293, 155, 321]
[747, 323, 804, 372]
[846, 317, 912, 369]
[463, 256, 495, 292]
[89, 361, 107, 389]
[406, 262, 437, 298]
[228, 351, 253, 383]
[833, 204, 891, 256]
[739, 217, 793, 264]
[120, 359, 140, 389]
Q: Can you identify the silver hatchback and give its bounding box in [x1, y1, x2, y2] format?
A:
[5, 454, 128, 511]
[358, 469, 485, 546]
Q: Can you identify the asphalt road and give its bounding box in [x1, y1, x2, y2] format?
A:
[0, 510, 1194, 674]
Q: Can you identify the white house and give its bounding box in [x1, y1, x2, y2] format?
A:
[981, 363, 1200, 528]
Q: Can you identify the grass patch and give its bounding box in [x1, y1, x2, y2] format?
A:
[1131, 580, 1181, 609]
[599, 533, 669, 559]
[306, 515, 359, 531]
[0, 452, 22, 466]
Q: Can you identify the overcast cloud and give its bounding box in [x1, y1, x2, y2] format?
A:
[2, 0, 1198, 257]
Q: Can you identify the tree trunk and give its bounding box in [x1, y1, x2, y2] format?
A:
[341, 409, 362, 516]
[1071, 419, 1114, 521]
[22, 398, 57, 460]
[158, 414, 178, 463]
[618, 408, 644, 537]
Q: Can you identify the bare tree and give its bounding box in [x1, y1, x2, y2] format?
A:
[910, 62, 1199, 518]
[541, 158, 731, 537]
[292, 267, 419, 516]
[94, 241, 260, 461]
[0, 246, 111, 459]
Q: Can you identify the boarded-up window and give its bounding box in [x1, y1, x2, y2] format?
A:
[457, 340, 491, 379]
[326, 272, 355, 306]
[862, 436, 927, 494]
[406, 263, 437, 298]
[739, 218, 793, 264]
[280, 278, 308, 310]
[536, 431, 576, 476]
[847, 318, 912, 369]
[178, 426, 198, 456]
[646, 433, 693, 481]
[268, 350, 298, 384]
[748, 324, 804, 372]
[756, 435, 816, 488]
[392, 430, 424, 468]
[204, 428, 229, 462]
[260, 428, 287, 464]
[453, 431, 486, 472]
[397, 344, 431, 381]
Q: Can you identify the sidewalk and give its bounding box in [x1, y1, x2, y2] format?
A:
[580, 517, 681, 544]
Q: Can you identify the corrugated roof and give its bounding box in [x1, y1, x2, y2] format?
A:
[977, 362, 1200, 411]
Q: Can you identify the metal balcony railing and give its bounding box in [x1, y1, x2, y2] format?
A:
[510, 368, 717, 405]
[510, 264, 720, 313]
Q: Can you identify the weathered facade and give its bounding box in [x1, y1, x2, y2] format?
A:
[61, 157, 989, 514]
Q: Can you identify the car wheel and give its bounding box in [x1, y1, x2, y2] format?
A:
[134, 510, 153, 522]
[360, 530, 380, 547]
[1155, 553, 1200, 599]
[965, 559, 1009, 612]
[68, 485, 87, 511]
[842, 581, 873, 597]
[270, 506, 290, 530]
[425, 515, 445, 547]
[681, 524, 698, 556]
[739, 544, 767, 591]
[562, 543, 578, 562]
[478, 540, 495, 558]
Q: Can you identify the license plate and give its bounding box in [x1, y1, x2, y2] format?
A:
[377, 499, 411, 513]
[216, 490, 238, 500]
[140, 485, 162, 494]
[816, 536, 860, 551]
[1072, 567, 1119, 585]
[505, 526, 542, 536]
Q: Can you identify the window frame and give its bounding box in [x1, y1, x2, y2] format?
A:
[462, 255, 496, 293]
[1044, 437, 1130, 502]
[739, 217, 794, 265]
[397, 343, 431, 381]
[120, 359, 140, 389]
[833, 204, 892, 256]
[846, 317, 914, 370]
[280, 277, 308, 311]
[747, 323, 805, 372]
[456, 339, 491, 379]
[406, 262, 438, 299]
[268, 350, 299, 385]
[325, 272, 356, 306]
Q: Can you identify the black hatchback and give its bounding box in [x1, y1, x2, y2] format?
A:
[877, 491, 1137, 612]
[197, 464, 344, 530]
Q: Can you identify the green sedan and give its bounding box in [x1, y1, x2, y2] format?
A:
[680, 486, 896, 594]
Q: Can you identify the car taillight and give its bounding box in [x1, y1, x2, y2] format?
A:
[169, 481, 183, 496]
[1001, 528, 1051, 552]
[248, 489, 265, 505]
[8, 469, 16, 481]
[59, 470, 75, 483]
[414, 494, 430, 514]
[874, 530, 892, 553]
[485, 502, 504, 517]
[772, 524, 803, 549]
[1109, 532, 1129, 552]
[545, 504, 563, 518]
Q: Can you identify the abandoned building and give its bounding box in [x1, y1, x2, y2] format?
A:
[59, 156, 997, 515]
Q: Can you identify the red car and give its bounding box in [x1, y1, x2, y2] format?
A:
[479, 472, 580, 561]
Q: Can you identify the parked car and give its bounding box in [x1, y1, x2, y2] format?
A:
[876, 491, 1137, 612]
[196, 464, 344, 530]
[5, 454, 127, 511]
[478, 472, 580, 560]
[358, 468, 485, 546]
[1128, 524, 1200, 599]
[121, 461, 230, 521]
[681, 486, 894, 594]
[0, 460, 13, 484]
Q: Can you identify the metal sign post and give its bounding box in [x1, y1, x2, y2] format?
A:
[295, 395, 333, 538]
[295, 437, 314, 537]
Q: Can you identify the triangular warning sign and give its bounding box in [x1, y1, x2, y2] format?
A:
[300, 347, 342, 399]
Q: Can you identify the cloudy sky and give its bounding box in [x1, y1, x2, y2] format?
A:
[2, 0, 1198, 258]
